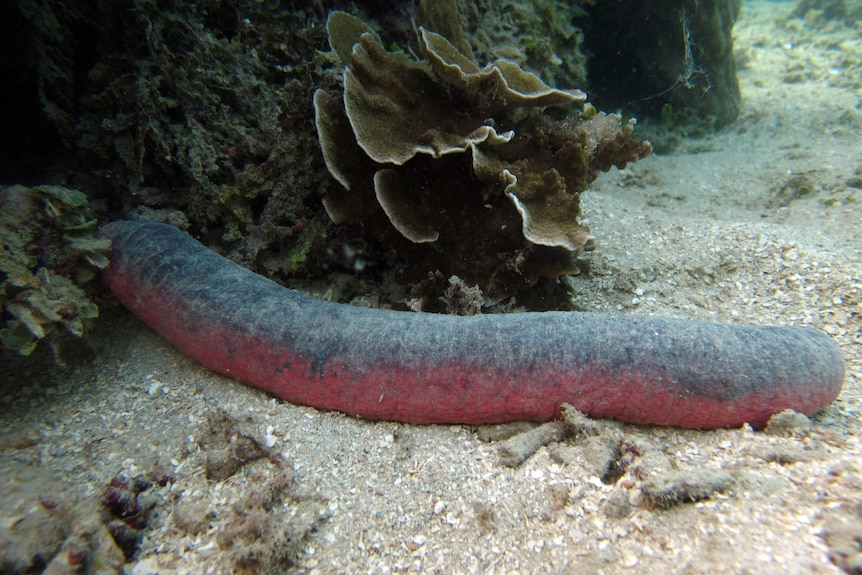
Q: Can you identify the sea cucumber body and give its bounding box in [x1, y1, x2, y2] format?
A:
[99, 221, 845, 428]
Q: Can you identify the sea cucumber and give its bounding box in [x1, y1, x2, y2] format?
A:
[99, 220, 845, 428]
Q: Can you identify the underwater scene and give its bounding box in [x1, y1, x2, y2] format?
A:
[1, 0, 860, 572]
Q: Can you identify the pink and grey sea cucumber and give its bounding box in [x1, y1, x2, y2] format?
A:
[99, 220, 844, 428]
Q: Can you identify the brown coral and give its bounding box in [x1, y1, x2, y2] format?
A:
[315, 11, 651, 306]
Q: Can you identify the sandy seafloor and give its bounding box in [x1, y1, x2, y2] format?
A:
[2, 2, 862, 574]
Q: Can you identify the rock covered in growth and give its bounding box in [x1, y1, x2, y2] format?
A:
[315, 11, 651, 306]
[582, 0, 742, 126]
[0, 185, 109, 357]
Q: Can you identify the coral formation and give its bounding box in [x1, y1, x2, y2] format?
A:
[11, 1, 750, 313]
[315, 12, 651, 304]
[11, 1, 756, 311]
[417, 0, 594, 92]
[0, 185, 108, 357]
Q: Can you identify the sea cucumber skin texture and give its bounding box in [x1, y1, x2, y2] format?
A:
[99, 221, 845, 428]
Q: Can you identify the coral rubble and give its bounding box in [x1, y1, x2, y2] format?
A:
[0, 185, 108, 356]
[315, 12, 651, 306]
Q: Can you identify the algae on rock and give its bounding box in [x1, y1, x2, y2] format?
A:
[17, 0, 332, 274]
[315, 11, 651, 306]
[0, 185, 108, 357]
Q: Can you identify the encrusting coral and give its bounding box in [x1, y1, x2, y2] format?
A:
[315, 11, 651, 307]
